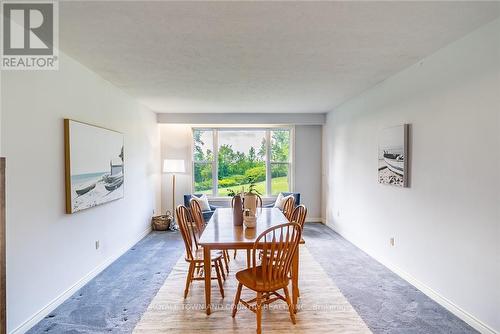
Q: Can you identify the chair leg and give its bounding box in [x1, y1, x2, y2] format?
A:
[223, 250, 230, 274]
[256, 292, 262, 334]
[232, 282, 243, 317]
[289, 270, 299, 297]
[246, 249, 251, 268]
[219, 259, 226, 281]
[233, 249, 237, 259]
[184, 262, 195, 299]
[283, 286, 296, 324]
[214, 260, 225, 298]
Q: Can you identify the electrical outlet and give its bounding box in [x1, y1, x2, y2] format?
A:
[390, 237, 395, 247]
[95, 240, 100, 250]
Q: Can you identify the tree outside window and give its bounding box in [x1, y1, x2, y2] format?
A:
[192, 128, 292, 196]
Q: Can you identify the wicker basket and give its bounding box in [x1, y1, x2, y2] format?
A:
[152, 214, 172, 231]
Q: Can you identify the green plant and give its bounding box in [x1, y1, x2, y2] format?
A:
[194, 180, 213, 191]
[246, 178, 262, 196]
[244, 166, 266, 183]
[227, 188, 236, 197]
[219, 178, 237, 188]
[233, 174, 247, 185]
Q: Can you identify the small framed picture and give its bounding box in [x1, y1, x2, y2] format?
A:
[378, 124, 409, 187]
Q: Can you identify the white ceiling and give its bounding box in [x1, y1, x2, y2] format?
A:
[60, 1, 500, 113]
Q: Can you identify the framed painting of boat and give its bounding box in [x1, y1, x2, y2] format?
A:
[64, 119, 124, 214]
[378, 124, 409, 187]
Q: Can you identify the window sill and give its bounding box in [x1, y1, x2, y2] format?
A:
[207, 196, 278, 200]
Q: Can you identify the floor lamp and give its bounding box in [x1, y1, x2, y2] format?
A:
[163, 159, 186, 222]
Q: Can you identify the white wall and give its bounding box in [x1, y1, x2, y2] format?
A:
[1, 52, 161, 333]
[294, 125, 322, 220]
[159, 123, 323, 220]
[323, 18, 500, 333]
[159, 124, 193, 214]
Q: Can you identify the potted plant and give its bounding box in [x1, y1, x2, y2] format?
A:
[243, 178, 262, 216]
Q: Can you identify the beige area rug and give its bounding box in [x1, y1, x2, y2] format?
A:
[134, 246, 371, 333]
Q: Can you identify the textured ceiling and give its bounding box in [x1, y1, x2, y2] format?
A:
[60, 1, 500, 113]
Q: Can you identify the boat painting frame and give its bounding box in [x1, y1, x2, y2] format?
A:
[378, 123, 410, 188]
[64, 119, 124, 214]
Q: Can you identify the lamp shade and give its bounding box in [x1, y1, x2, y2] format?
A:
[163, 159, 185, 173]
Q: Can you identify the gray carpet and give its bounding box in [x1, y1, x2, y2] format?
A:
[302, 224, 476, 334]
[27, 224, 476, 334]
[27, 231, 184, 334]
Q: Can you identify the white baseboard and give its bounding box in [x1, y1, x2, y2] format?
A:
[305, 217, 324, 223]
[10, 227, 152, 334]
[324, 221, 498, 334]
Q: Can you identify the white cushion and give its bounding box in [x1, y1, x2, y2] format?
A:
[273, 193, 293, 210]
[193, 194, 211, 211]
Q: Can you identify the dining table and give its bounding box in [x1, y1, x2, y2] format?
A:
[198, 207, 304, 315]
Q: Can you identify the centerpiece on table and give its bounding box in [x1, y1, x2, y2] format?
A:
[227, 178, 261, 228]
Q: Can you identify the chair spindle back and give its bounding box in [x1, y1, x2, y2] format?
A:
[291, 205, 307, 229]
[251, 222, 302, 289]
[176, 205, 198, 261]
[282, 196, 295, 221]
[189, 198, 205, 234]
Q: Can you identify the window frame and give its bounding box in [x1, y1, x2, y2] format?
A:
[191, 126, 294, 198]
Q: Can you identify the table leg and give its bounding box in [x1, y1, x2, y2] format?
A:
[203, 246, 211, 315]
[246, 249, 251, 268]
[292, 246, 300, 313]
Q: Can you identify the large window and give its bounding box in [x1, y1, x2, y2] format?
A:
[193, 130, 214, 194]
[193, 128, 292, 196]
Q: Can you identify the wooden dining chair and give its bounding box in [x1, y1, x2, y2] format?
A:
[176, 205, 225, 299]
[289, 204, 307, 298]
[190, 198, 230, 275]
[232, 222, 302, 334]
[189, 198, 206, 233]
[282, 196, 295, 221]
[261, 206, 306, 262]
[260, 205, 306, 282]
[290, 205, 307, 229]
[255, 194, 263, 209]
